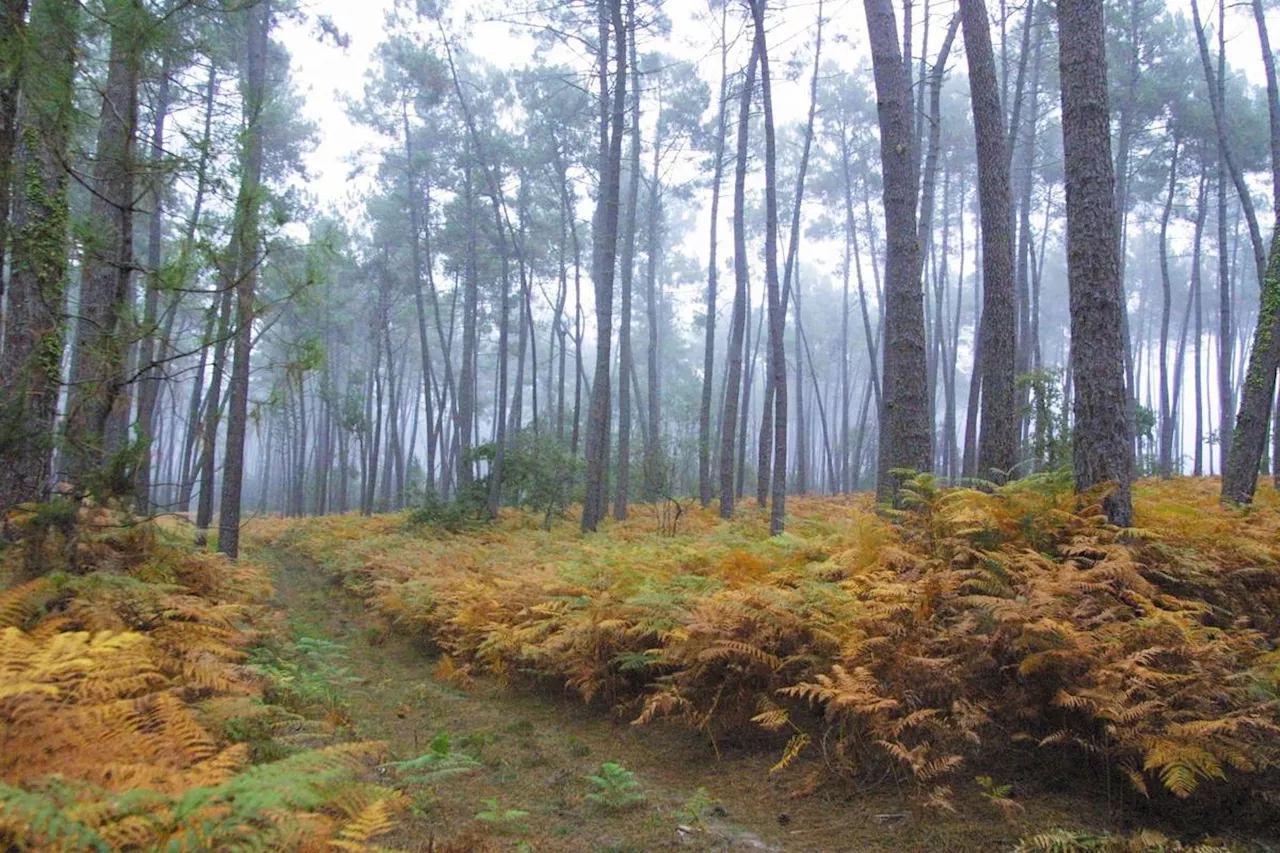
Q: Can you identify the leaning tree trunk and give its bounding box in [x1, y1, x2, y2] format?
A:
[217, 0, 270, 559]
[961, 0, 1018, 481]
[865, 0, 932, 499]
[1221, 0, 1280, 504]
[0, 0, 77, 516]
[1057, 0, 1134, 526]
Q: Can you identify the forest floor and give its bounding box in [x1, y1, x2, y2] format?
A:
[248, 476, 1280, 852]
[258, 545, 1126, 853]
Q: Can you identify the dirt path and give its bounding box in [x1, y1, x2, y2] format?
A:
[260, 547, 1091, 853]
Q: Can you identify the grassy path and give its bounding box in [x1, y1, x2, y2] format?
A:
[259, 546, 1098, 853]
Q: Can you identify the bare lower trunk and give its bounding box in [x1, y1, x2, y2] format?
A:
[1057, 0, 1134, 525]
[865, 0, 932, 498]
[719, 41, 759, 519]
[218, 0, 270, 559]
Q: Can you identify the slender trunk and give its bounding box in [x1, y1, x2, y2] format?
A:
[581, 0, 627, 532]
[195, 291, 233, 532]
[218, 0, 270, 558]
[1157, 135, 1180, 477]
[643, 127, 662, 500]
[699, 4, 729, 509]
[135, 58, 172, 513]
[747, 0, 787, 534]
[719, 41, 759, 518]
[615, 0, 640, 519]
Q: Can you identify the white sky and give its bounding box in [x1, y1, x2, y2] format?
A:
[278, 0, 1274, 223]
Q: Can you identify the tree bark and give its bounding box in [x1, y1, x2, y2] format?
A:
[63, 0, 144, 488]
[1057, 0, 1134, 525]
[746, 0, 787, 535]
[1157, 134, 1180, 478]
[134, 56, 171, 514]
[961, 0, 1018, 481]
[581, 0, 627, 532]
[699, 4, 730, 509]
[0, 0, 77, 515]
[719, 41, 759, 519]
[0, 0, 27, 337]
[218, 0, 270, 559]
[1222, 0, 1280, 504]
[615, 0, 640, 519]
[865, 0, 932, 499]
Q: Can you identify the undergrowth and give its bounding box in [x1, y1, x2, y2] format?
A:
[248, 477, 1280, 835]
[0, 506, 412, 851]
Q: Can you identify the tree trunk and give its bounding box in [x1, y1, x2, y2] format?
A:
[0, 0, 76, 516]
[218, 0, 270, 559]
[699, 5, 730, 509]
[0, 0, 27, 337]
[745, 0, 787, 535]
[1157, 135, 1180, 478]
[1057, 0, 1134, 525]
[615, 0, 640, 519]
[134, 57, 171, 514]
[457, 164, 478, 487]
[581, 0, 627, 532]
[961, 0, 1018, 481]
[719, 41, 759, 519]
[643, 126, 662, 500]
[865, 0, 932, 499]
[63, 0, 143, 488]
[1222, 0, 1280, 504]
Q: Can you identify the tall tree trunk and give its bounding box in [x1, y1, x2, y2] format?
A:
[218, 0, 270, 558]
[1057, 0, 1134, 525]
[1222, 0, 1280, 503]
[0, 0, 27, 337]
[719, 41, 759, 519]
[643, 128, 662, 500]
[699, 4, 730, 509]
[457, 164, 478, 487]
[746, 0, 787, 535]
[64, 0, 144, 488]
[134, 57, 171, 514]
[615, 0, 640, 519]
[0, 0, 76, 515]
[865, 0, 932, 499]
[403, 103, 439, 495]
[1157, 135, 1180, 478]
[581, 0, 627, 532]
[194, 290, 232, 531]
[961, 0, 1018, 481]
[1193, 170, 1207, 476]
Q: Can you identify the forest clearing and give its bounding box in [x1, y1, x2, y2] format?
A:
[3, 477, 1278, 851]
